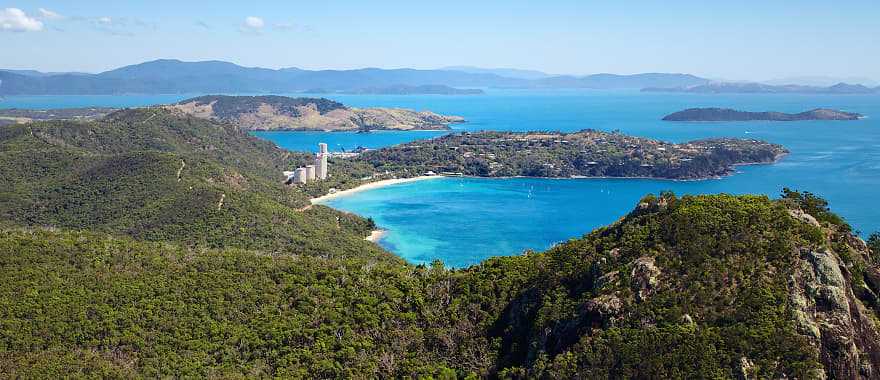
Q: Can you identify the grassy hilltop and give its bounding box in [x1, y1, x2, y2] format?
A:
[0, 109, 879, 378]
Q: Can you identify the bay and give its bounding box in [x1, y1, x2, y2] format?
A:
[4, 90, 878, 267]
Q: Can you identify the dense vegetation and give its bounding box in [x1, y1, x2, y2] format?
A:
[1, 110, 878, 378]
[2, 190, 878, 378]
[0, 109, 384, 259]
[182, 95, 347, 119]
[356, 130, 787, 179]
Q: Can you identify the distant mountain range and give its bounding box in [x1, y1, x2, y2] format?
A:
[2, 60, 877, 95]
[440, 66, 554, 80]
[762, 76, 878, 87]
[0, 59, 712, 95]
[644, 82, 880, 95]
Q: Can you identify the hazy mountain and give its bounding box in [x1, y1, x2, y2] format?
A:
[0, 59, 714, 95]
[764, 75, 878, 87]
[441, 66, 553, 80]
[0, 69, 91, 77]
[533, 73, 709, 89]
[644, 82, 879, 94]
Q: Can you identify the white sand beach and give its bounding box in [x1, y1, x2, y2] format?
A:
[310, 176, 442, 204]
[365, 230, 386, 242]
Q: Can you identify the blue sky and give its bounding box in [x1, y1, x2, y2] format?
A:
[1, 0, 878, 81]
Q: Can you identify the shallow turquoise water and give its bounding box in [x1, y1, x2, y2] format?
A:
[4, 90, 879, 267]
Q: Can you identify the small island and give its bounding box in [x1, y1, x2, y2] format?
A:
[352, 130, 787, 180]
[167, 95, 465, 131]
[662, 107, 863, 122]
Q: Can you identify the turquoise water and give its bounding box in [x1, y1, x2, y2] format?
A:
[3, 91, 879, 267]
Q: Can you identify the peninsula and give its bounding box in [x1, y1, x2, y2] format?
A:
[663, 107, 863, 122]
[167, 95, 465, 131]
[351, 130, 787, 180]
[0, 107, 115, 126]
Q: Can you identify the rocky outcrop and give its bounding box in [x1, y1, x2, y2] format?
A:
[787, 219, 880, 379]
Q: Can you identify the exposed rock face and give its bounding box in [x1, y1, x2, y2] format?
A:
[791, 246, 880, 379]
[167, 95, 464, 131]
[631, 256, 660, 302]
[662, 107, 863, 122]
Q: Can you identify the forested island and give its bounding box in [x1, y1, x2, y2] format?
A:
[663, 107, 863, 122]
[167, 95, 465, 131]
[354, 130, 787, 180]
[1, 108, 879, 378]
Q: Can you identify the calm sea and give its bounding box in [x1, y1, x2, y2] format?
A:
[4, 90, 878, 267]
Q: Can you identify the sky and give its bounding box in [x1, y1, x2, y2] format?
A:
[1, 0, 878, 81]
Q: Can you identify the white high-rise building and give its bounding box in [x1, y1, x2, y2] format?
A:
[315, 142, 329, 180]
[315, 153, 328, 180]
[305, 165, 316, 180]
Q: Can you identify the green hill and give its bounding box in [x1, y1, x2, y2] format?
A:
[0, 108, 386, 260]
[1, 108, 878, 378]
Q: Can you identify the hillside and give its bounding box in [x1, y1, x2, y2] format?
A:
[0, 108, 387, 259]
[663, 108, 863, 122]
[1, 192, 878, 378]
[355, 130, 787, 180]
[2, 107, 879, 378]
[168, 95, 465, 131]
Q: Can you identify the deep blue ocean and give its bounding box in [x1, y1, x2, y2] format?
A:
[3, 90, 878, 267]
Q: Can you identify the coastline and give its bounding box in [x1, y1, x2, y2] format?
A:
[312, 154, 786, 203]
[311, 176, 443, 204]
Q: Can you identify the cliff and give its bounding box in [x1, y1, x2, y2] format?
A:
[168, 95, 465, 131]
[663, 107, 863, 121]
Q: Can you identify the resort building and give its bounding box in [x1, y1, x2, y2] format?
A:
[291, 168, 308, 184]
[315, 143, 329, 180]
[285, 143, 330, 185]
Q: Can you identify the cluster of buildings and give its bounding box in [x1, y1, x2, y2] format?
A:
[285, 143, 329, 185]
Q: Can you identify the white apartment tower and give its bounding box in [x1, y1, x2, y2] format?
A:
[315, 143, 329, 180]
[305, 165, 316, 181]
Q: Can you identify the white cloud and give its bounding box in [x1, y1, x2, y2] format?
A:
[0, 8, 44, 32]
[37, 8, 63, 20]
[241, 16, 264, 33]
[98, 16, 112, 24]
[244, 16, 264, 29]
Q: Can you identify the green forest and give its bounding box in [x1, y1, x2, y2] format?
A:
[1, 109, 879, 378]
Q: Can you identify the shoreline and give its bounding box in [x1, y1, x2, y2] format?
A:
[311, 156, 785, 203]
[311, 176, 443, 204]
